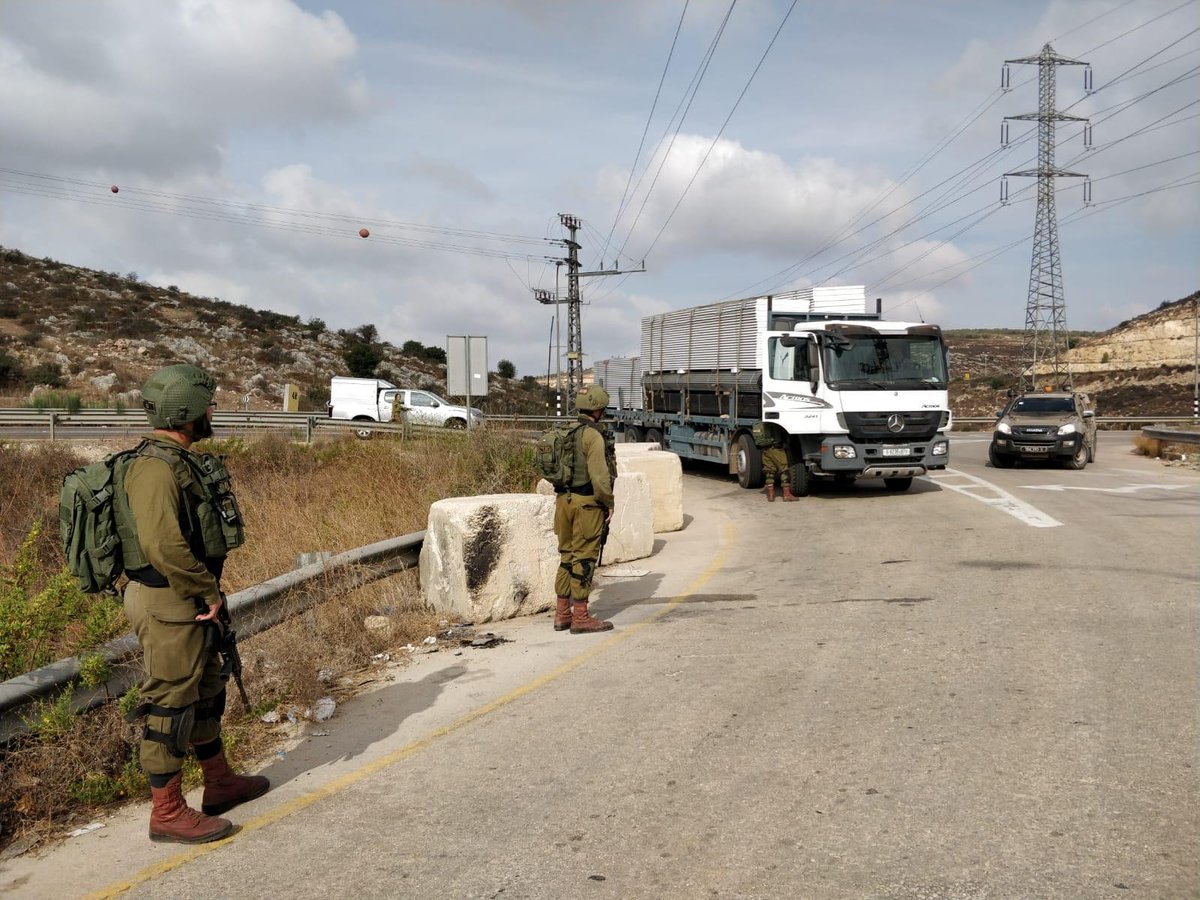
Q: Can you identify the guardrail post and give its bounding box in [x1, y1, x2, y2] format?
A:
[306, 416, 315, 444]
[48, 412, 56, 443]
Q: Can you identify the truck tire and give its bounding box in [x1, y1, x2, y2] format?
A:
[352, 416, 375, 440]
[735, 434, 764, 489]
[1066, 441, 1087, 470]
[645, 428, 665, 450]
[624, 425, 643, 444]
[884, 476, 913, 491]
[789, 461, 811, 497]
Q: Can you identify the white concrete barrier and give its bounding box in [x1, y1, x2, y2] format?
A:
[614, 442, 661, 455]
[420, 495, 557, 622]
[617, 452, 683, 533]
[533, 475, 654, 564]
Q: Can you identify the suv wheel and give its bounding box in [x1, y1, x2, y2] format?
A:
[1087, 439, 1096, 463]
[988, 444, 1014, 468]
[1066, 441, 1087, 470]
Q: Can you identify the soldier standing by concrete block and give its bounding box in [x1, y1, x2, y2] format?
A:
[553, 385, 618, 633]
[122, 364, 268, 843]
[753, 421, 796, 502]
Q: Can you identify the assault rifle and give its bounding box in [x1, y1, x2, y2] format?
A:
[195, 594, 251, 711]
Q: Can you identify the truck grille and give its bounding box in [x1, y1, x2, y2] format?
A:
[843, 411, 941, 442]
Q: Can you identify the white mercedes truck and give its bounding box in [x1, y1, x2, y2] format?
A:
[603, 286, 950, 494]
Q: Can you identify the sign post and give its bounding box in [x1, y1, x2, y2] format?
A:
[447, 335, 488, 431]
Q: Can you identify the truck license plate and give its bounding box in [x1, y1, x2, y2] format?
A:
[881, 446, 909, 457]
[1018, 444, 1051, 453]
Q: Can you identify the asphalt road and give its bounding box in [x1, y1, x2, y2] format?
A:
[3, 433, 1197, 899]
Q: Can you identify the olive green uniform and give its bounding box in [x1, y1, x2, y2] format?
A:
[754, 422, 790, 487]
[123, 435, 228, 776]
[553, 417, 616, 603]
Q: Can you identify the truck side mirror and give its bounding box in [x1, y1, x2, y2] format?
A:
[806, 342, 820, 373]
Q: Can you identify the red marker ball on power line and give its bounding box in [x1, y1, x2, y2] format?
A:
[359, 228, 370, 238]
[110, 185, 119, 193]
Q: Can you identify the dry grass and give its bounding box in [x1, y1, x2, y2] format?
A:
[0, 428, 538, 849]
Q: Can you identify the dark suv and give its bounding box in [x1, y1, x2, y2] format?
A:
[989, 391, 1096, 469]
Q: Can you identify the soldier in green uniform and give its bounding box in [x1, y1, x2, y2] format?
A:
[553, 385, 618, 634]
[123, 365, 268, 843]
[390, 392, 411, 436]
[752, 421, 796, 502]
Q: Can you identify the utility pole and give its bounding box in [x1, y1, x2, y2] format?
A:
[1001, 43, 1092, 392]
[1193, 294, 1198, 420]
[554, 212, 645, 408]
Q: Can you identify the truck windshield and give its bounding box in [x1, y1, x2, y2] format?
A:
[1011, 396, 1074, 413]
[823, 335, 947, 389]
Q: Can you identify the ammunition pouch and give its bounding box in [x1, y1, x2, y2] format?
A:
[127, 702, 195, 759]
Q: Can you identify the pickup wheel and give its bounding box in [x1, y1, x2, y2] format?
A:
[883, 476, 913, 491]
[735, 434, 764, 489]
[624, 425, 643, 444]
[352, 416, 375, 440]
[1087, 438, 1096, 463]
[1066, 441, 1087, 470]
[645, 428, 665, 450]
[988, 444, 1014, 468]
[445, 418, 466, 429]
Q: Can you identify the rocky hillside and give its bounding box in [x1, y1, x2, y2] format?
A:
[0, 247, 548, 414]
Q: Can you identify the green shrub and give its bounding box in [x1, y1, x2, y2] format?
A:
[27, 686, 77, 744]
[78, 653, 112, 690]
[24, 362, 66, 388]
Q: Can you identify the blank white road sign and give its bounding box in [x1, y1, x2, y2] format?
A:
[447, 335, 488, 397]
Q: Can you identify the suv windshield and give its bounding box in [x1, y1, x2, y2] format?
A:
[1011, 397, 1074, 414]
[823, 335, 947, 389]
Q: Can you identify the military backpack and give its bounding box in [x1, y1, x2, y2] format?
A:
[59, 440, 244, 594]
[534, 422, 587, 490]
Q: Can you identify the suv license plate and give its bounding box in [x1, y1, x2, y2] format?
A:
[1018, 444, 1051, 453]
[881, 446, 910, 457]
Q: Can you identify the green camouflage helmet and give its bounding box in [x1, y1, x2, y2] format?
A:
[575, 385, 610, 412]
[142, 364, 217, 429]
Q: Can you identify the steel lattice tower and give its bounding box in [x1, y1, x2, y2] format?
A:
[559, 213, 584, 404]
[1002, 43, 1090, 391]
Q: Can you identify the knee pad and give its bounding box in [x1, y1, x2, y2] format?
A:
[195, 688, 227, 724]
[128, 702, 195, 759]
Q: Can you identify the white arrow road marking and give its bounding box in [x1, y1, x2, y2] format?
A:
[927, 469, 1063, 528]
[1023, 483, 1193, 494]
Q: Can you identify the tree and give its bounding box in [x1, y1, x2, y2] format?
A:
[343, 341, 384, 378]
[356, 323, 379, 344]
[401, 339, 426, 357]
[497, 359, 516, 379]
[423, 345, 446, 363]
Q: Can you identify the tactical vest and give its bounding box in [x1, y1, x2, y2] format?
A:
[569, 420, 617, 490]
[113, 438, 245, 580]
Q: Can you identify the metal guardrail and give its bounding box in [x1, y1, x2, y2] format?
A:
[0, 531, 425, 743]
[1141, 425, 1200, 444]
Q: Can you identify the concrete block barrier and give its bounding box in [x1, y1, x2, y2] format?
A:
[533, 475, 655, 564]
[421, 495, 557, 622]
[617, 452, 683, 533]
[614, 442, 662, 455]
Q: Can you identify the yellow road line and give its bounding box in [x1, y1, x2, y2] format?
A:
[89, 521, 736, 899]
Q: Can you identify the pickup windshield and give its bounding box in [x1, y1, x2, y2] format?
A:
[1010, 397, 1074, 414]
[823, 335, 947, 390]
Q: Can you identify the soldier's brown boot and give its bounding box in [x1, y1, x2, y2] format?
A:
[766, 484, 776, 502]
[553, 596, 573, 631]
[198, 748, 270, 816]
[570, 600, 613, 634]
[781, 484, 799, 502]
[149, 772, 233, 844]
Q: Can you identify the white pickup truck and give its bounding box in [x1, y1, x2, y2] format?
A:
[329, 376, 484, 429]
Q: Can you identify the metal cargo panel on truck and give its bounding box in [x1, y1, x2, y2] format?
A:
[640, 286, 870, 374]
[595, 357, 643, 410]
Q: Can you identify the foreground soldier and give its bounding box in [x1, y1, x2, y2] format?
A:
[123, 365, 267, 843]
[553, 385, 618, 634]
[753, 421, 796, 502]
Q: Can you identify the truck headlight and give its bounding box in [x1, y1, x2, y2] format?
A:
[832, 445, 856, 459]
[932, 440, 948, 456]
[996, 422, 1012, 435]
[1057, 422, 1077, 435]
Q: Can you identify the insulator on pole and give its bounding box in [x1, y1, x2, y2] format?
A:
[1000, 177, 1009, 205]
[1001, 120, 1009, 147]
[1084, 65, 1093, 94]
[1083, 179, 1092, 206]
[1083, 123, 1093, 149]
[1001, 64, 1011, 92]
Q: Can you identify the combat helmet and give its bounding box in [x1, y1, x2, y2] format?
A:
[575, 385, 610, 412]
[142, 364, 217, 429]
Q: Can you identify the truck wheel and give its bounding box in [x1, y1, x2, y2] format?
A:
[1067, 442, 1087, 470]
[624, 425, 643, 444]
[352, 416, 374, 440]
[884, 476, 913, 491]
[445, 418, 466, 429]
[735, 434, 764, 489]
[988, 444, 1013, 468]
[645, 428, 665, 450]
[789, 462, 811, 497]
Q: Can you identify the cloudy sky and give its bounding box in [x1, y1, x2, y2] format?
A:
[1, 0, 1197, 380]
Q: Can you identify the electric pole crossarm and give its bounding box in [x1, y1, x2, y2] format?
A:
[1005, 112, 1088, 122]
[1006, 50, 1086, 66]
[1005, 168, 1087, 178]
